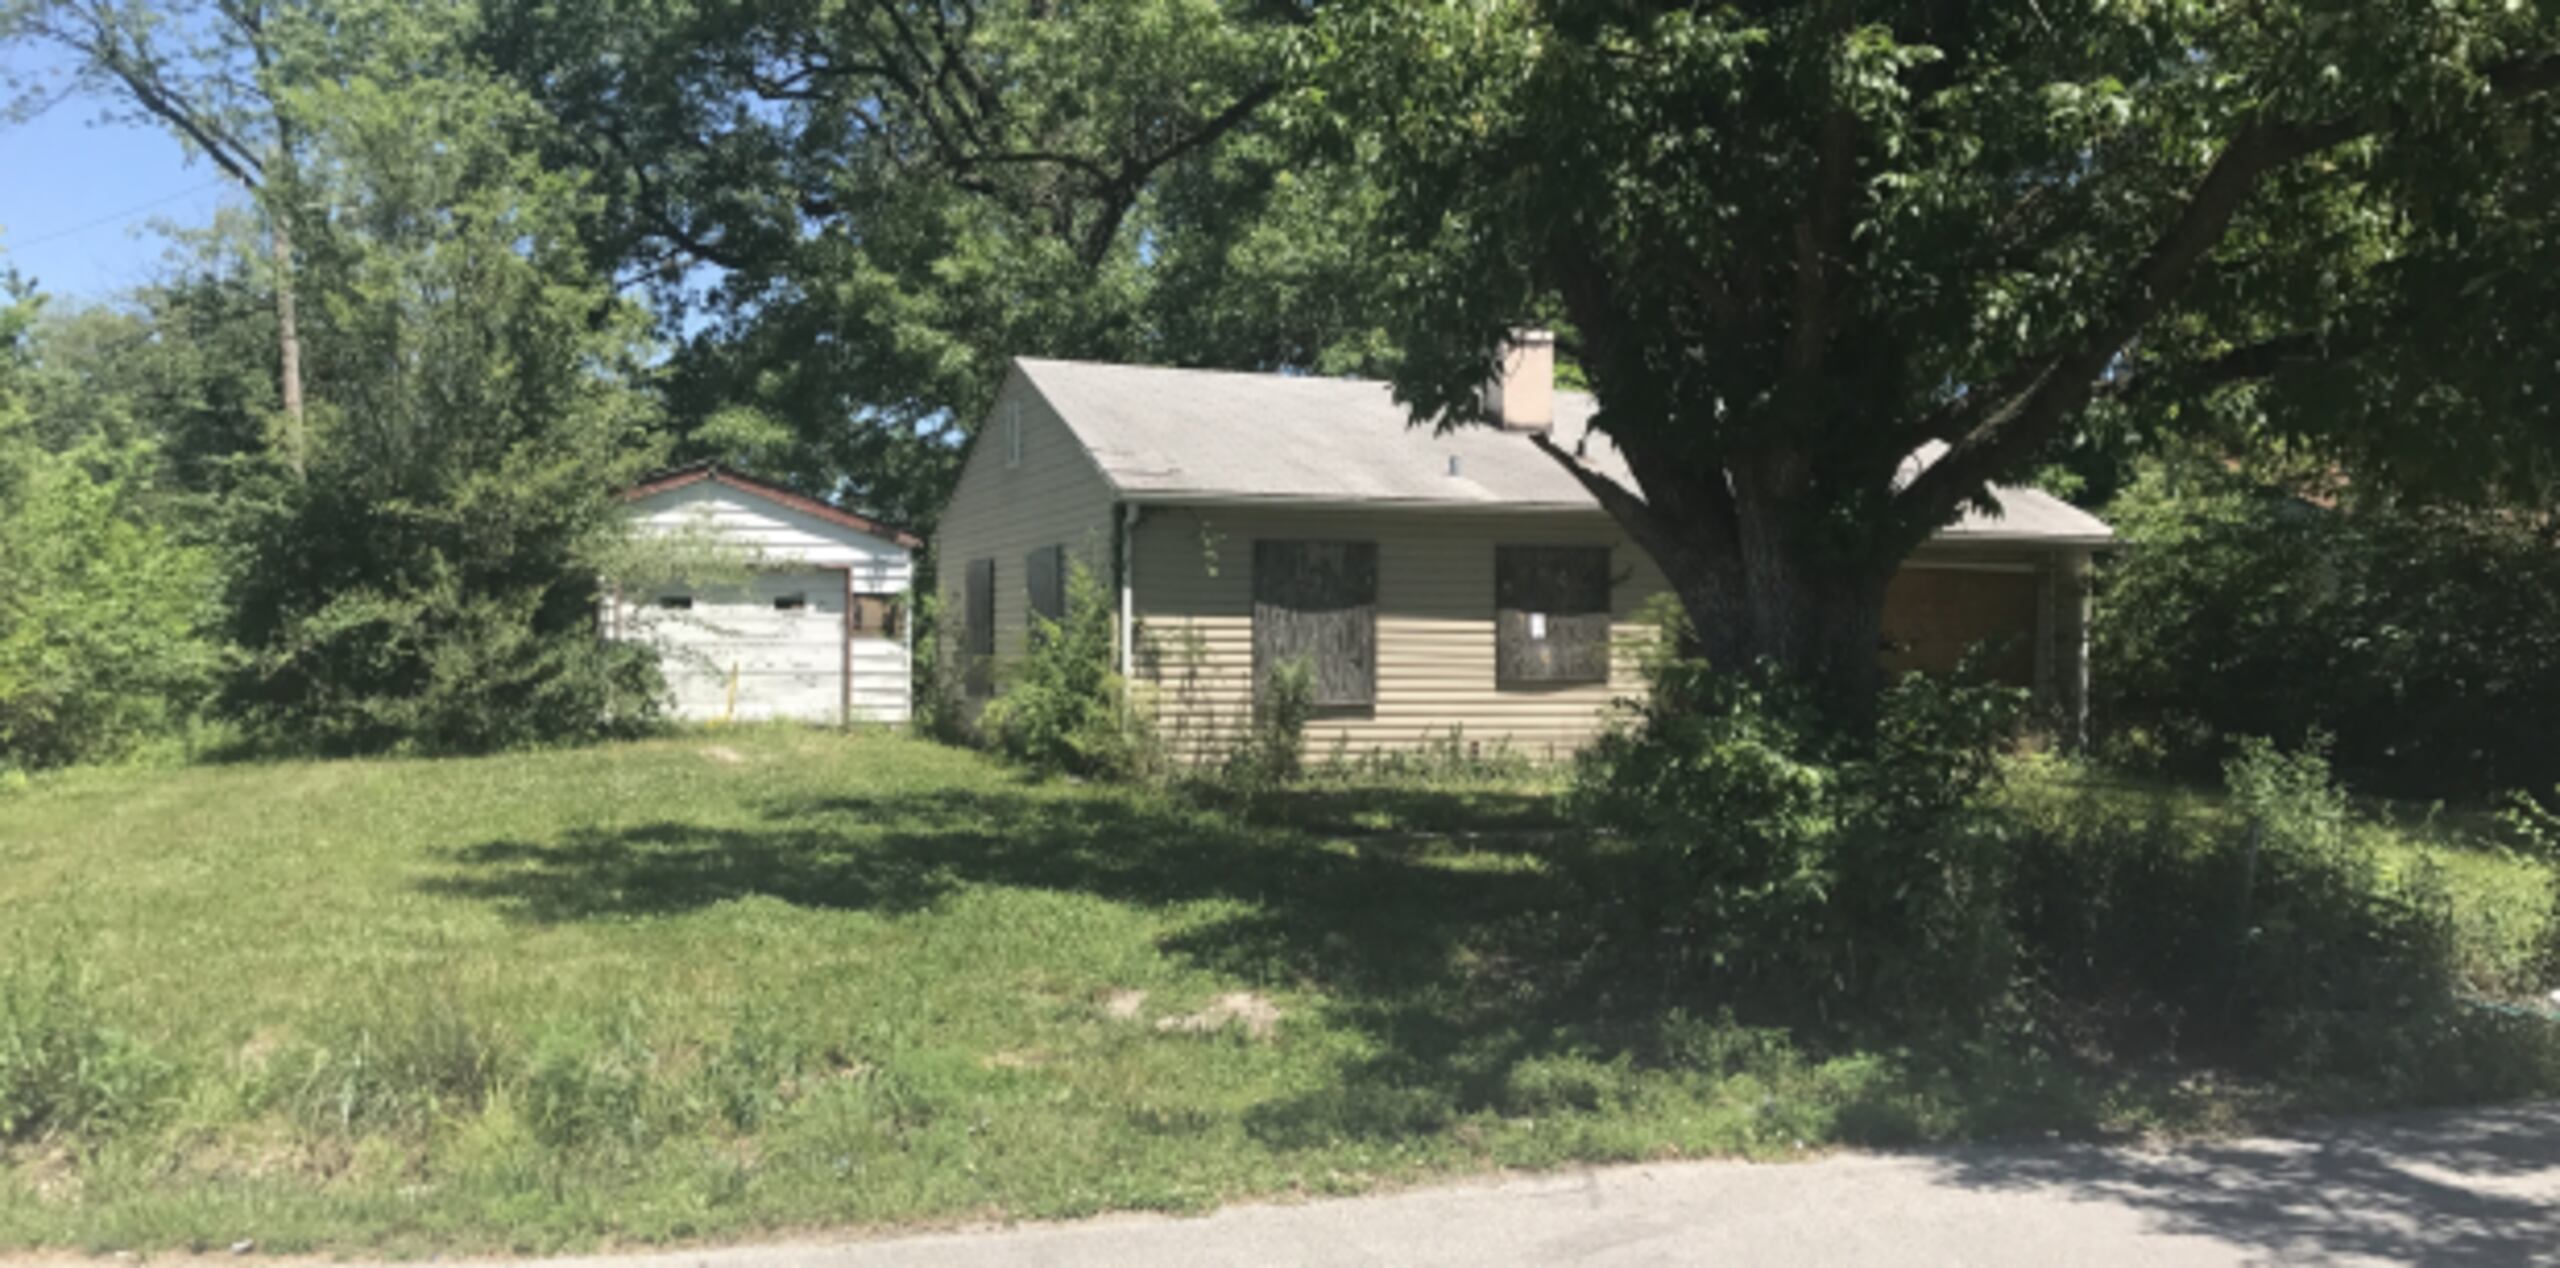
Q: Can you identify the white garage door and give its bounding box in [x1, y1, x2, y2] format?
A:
[634, 571, 847, 724]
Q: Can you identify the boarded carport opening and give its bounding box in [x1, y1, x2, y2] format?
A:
[1881, 567, 2041, 687]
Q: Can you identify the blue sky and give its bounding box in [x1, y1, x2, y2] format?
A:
[0, 51, 241, 301]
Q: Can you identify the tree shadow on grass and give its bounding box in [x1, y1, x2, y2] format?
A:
[422, 786, 1671, 1140]
[418, 784, 2560, 1257]
[1918, 1099, 2560, 1266]
[1231, 785, 1569, 839]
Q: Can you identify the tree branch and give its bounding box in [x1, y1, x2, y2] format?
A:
[1891, 51, 2560, 551]
[2117, 329, 2375, 402]
[1075, 79, 1281, 264]
[53, 8, 266, 190]
[1786, 2, 1860, 388]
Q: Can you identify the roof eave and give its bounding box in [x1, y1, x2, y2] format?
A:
[1124, 487, 2114, 546]
[1936, 529, 2118, 548]
[1119, 488, 1612, 515]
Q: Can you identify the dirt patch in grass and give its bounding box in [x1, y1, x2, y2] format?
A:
[1155, 992, 1283, 1042]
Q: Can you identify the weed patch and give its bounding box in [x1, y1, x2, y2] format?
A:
[0, 959, 172, 1144]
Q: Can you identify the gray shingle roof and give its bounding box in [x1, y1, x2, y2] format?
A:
[1016, 358, 2112, 545]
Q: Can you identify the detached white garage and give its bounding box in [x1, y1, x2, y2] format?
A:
[609, 464, 917, 725]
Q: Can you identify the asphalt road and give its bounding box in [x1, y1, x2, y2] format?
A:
[487, 1100, 2560, 1268]
[30, 1101, 2556, 1267]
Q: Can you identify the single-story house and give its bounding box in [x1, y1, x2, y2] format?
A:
[610, 463, 919, 725]
[933, 343, 2112, 759]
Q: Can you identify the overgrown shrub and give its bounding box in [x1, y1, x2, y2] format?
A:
[981, 565, 1161, 779]
[2499, 787, 2560, 988]
[2009, 739, 2485, 1079]
[0, 289, 223, 772]
[0, 959, 173, 1142]
[905, 585, 972, 745]
[1220, 657, 1315, 794]
[1568, 608, 2025, 1020]
[218, 58, 668, 756]
[2098, 462, 2560, 799]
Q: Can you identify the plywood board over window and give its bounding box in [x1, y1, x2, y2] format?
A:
[1496, 545, 1613, 686]
[1253, 539, 1378, 709]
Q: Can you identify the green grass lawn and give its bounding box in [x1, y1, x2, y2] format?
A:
[0, 730, 2551, 1255]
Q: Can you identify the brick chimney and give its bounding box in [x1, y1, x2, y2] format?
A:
[1485, 328, 1555, 432]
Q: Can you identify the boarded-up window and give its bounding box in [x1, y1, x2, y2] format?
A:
[1495, 545, 1612, 687]
[1253, 540, 1377, 709]
[964, 558, 995, 697]
[1024, 544, 1066, 643]
[850, 593, 901, 640]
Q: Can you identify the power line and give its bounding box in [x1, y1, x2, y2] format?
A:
[2, 177, 232, 251]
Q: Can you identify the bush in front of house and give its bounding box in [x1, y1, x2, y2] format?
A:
[1220, 657, 1315, 795]
[2096, 461, 2560, 801]
[1575, 602, 2557, 1091]
[1567, 606, 2028, 1025]
[981, 565, 1164, 780]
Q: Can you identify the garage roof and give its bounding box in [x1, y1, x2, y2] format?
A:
[624, 462, 922, 549]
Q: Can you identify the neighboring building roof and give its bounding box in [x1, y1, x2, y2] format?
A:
[622, 462, 923, 548]
[1015, 358, 2113, 546]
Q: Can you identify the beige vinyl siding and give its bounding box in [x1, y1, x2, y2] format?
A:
[931, 371, 1121, 705]
[1130, 511, 2093, 761]
[1129, 504, 1672, 761]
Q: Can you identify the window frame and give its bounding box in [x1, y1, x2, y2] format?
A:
[849, 592, 902, 639]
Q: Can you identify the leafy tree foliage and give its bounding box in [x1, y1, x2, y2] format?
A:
[2098, 459, 2560, 801]
[17, 227, 281, 497]
[0, 286, 223, 771]
[485, 0, 1380, 529]
[1307, 0, 2560, 718]
[1, 0, 324, 464]
[216, 12, 667, 754]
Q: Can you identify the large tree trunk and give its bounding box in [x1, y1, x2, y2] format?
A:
[1678, 532, 1891, 726]
[1569, 438, 1896, 728]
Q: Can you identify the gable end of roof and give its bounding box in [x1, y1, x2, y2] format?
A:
[622, 463, 922, 549]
